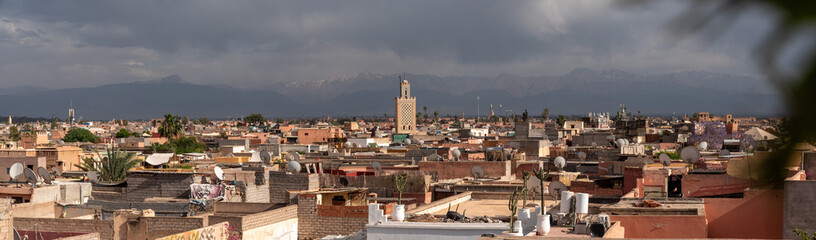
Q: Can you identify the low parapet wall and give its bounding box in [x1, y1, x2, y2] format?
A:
[407, 191, 472, 215]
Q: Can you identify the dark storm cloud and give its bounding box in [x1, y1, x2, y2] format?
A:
[0, 0, 780, 88]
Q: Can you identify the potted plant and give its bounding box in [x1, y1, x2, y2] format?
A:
[518, 172, 534, 230]
[503, 187, 523, 236]
[533, 167, 551, 235]
[392, 174, 408, 221]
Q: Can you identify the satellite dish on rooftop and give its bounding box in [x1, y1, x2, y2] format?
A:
[23, 168, 37, 184]
[38, 167, 52, 184]
[615, 139, 626, 147]
[720, 149, 731, 157]
[471, 166, 485, 178]
[339, 177, 349, 187]
[372, 161, 382, 171]
[418, 140, 425, 145]
[681, 146, 700, 164]
[659, 154, 672, 167]
[548, 181, 568, 200]
[292, 152, 301, 162]
[698, 141, 708, 151]
[52, 166, 62, 178]
[87, 171, 98, 183]
[624, 139, 630, 145]
[452, 149, 461, 161]
[213, 166, 224, 180]
[260, 150, 272, 164]
[554, 156, 566, 171]
[344, 142, 353, 148]
[285, 153, 294, 162]
[9, 163, 23, 181]
[287, 161, 301, 173]
[577, 152, 587, 161]
[404, 139, 412, 145]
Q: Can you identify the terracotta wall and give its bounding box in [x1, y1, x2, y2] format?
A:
[418, 161, 510, 180]
[609, 215, 707, 238]
[704, 189, 783, 239]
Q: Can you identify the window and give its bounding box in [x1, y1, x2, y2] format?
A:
[304, 133, 309, 136]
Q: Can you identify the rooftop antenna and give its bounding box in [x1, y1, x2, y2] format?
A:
[287, 160, 302, 174]
[554, 156, 566, 172]
[38, 167, 52, 184]
[213, 166, 224, 181]
[470, 166, 485, 179]
[9, 163, 23, 182]
[451, 149, 461, 161]
[23, 168, 38, 185]
[372, 161, 382, 171]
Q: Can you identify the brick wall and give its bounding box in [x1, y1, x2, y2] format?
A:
[269, 172, 318, 204]
[418, 161, 510, 180]
[14, 218, 114, 240]
[319, 173, 430, 198]
[242, 205, 297, 231]
[56, 233, 100, 240]
[126, 172, 194, 201]
[0, 199, 10, 240]
[297, 194, 367, 240]
[155, 222, 229, 240]
[143, 217, 206, 234]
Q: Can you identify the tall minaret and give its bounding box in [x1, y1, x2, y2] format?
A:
[7, 116, 11, 125]
[395, 74, 416, 135]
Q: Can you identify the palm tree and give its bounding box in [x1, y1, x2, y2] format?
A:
[75, 148, 141, 182]
[158, 114, 182, 139]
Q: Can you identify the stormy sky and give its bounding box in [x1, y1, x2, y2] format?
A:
[0, 0, 787, 89]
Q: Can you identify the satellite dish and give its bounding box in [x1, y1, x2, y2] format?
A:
[577, 152, 587, 161]
[38, 167, 52, 184]
[554, 156, 566, 170]
[615, 139, 626, 147]
[344, 142, 353, 148]
[87, 171, 98, 183]
[213, 166, 224, 180]
[339, 177, 349, 187]
[478, 145, 484, 151]
[452, 149, 461, 161]
[404, 139, 412, 145]
[548, 181, 568, 200]
[9, 163, 23, 181]
[698, 141, 708, 151]
[285, 153, 294, 162]
[260, 150, 272, 164]
[52, 166, 62, 177]
[418, 140, 425, 145]
[624, 139, 630, 145]
[680, 146, 700, 164]
[287, 161, 301, 173]
[249, 152, 262, 163]
[659, 154, 672, 167]
[372, 162, 382, 171]
[720, 149, 731, 157]
[471, 166, 485, 178]
[292, 152, 301, 162]
[23, 168, 37, 184]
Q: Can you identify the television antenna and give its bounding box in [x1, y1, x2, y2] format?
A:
[372, 161, 382, 171]
[554, 156, 566, 172]
[213, 166, 224, 181]
[9, 163, 23, 182]
[38, 167, 52, 184]
[470, 166, 485, 179]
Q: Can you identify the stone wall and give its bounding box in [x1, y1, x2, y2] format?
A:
[143, 217, 207, 238]
[297, 194, 367, 240]
[783, 180, 816, 239]
[154, 221, 229, 240]
[0, 199, 10, 240]
[126, 172, 194, 201]
[13, 218, 114, 240]
[418, 161, 510, 180]
[269, 172, 318, 204]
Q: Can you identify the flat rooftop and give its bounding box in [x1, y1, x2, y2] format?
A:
[431, 199, 558, 217]
[601, 198, 704, 216]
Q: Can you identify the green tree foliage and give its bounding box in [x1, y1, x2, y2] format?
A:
[194, 117, 210, 125]
[542, 108, 549, 120]
[244, 113, 266, 125]
[150, 136, 205, 154]
[158, 114, 182, 139]
[522, 109, 529, 122]
[115, 128, 132, 138]
[63, 128, 99, 143]
[653, 151, 681, 160]
[8, 126, 20, 141]
[556, 115, 567, 127]
[75, 148, 141, 182]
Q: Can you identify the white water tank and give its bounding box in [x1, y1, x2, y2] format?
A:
[560, 191, 574, 213]
[576, 193, 589, 214]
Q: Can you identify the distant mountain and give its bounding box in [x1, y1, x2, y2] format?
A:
[0, 69, 782, 119]
[0, 75, 299, 120]
[0, 85, 49, 95]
